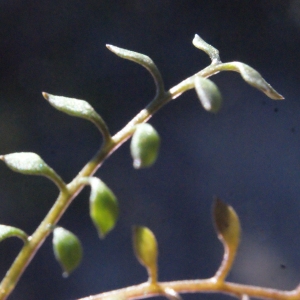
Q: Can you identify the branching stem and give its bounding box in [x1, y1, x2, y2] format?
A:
[77, 279, 300, 300]
[0, 49, 284, 299]
[0, 56, 223, 300]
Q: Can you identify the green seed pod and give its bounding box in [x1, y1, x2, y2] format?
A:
[225, 62, 284, 100]
[194, 75, 222, 113]
[42, 92, 95, 119]
[130, 123, 160, 169]
[42, 92, 112, 142]
[132, 226, 158, 283]
[52, 227, 83, 277]
[89, 177, 119, 239]
[1, 152, 54, 176]
[0, 152, 66, 191]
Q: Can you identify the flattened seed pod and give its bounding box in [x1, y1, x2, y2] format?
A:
[194, 75, 222, 113]
[130, 123, 160, 169]
[52, 227, 83, 277]
[132, 226, 158, 283]
[89, 177, 119, 239]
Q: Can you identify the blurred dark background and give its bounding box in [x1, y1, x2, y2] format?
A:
[0, 1, 299, 299]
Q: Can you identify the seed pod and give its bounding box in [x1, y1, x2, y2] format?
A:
[1, 152, 54, 176]
[52, 227, 83, 277]
[106, 45, 165, 97]
[132, 226, 158, 283]
[0, 152, 66, 191]
[130, 123, 160, 169]
[213, 198, 241, 281]
[213, 198, 240, 250]
[226, 62, 284, 100]
[89, 177, 119, 239]
[239, 65, 281, 99]
[194, 75, 222, 113]
[42, 92, 112, 142]
[42, 92, 95, 119]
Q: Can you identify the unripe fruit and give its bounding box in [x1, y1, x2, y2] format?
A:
[133, 226, 158, 270]
[89, 177, 119, 239]
[52, 227, 83, 277]
[130, 123, 160, 169]
[194, 75, 222, 113]
[228, 62, 284, 100]
[133, 226, 158, 283]
[213, 198, 240, 248]
[0, 152, 66, 191]
[42, 92, 95, 118]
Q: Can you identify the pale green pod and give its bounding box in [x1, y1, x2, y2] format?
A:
[218, 62, 284, 100]
[132, 226, 158, 283]
[106, 45, 165, 97]
[1, 152, 53, 176]
[130, 123, 160, 169]
[89, 177, 119, 239]
[194, 75, 222, 113]
[0, 152, 66, 191]
[52, 227, 83, 277]
[42, 92, 112, 141]
[236, 63, 284, 100]
[42, 92, 95, 119]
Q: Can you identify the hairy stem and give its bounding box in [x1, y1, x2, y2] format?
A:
[77, 279, 300, 300]
[0, 57, 281, 299]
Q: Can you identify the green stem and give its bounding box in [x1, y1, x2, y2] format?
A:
[48, 172, 68, 192]
[0, 62, 233, 300]
[89, 111, 112, 144]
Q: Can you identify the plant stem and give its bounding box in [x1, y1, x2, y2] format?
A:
[0, 59, 275, 299]
[214, 244, 235, 283]
[77, 279, 300, 300]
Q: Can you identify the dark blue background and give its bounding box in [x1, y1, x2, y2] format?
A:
[0, 1, 299, 299]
